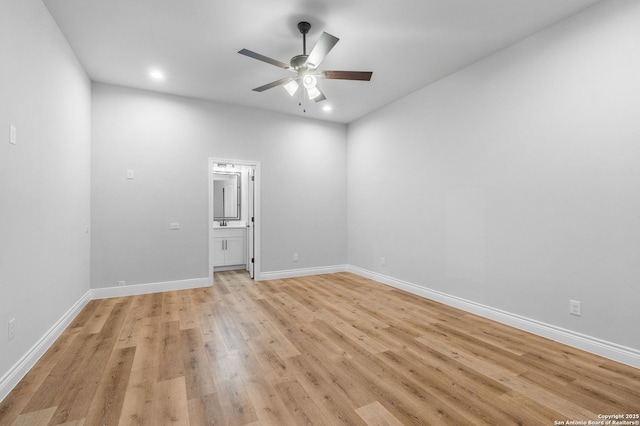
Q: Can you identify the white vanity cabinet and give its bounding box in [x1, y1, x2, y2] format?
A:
[213, 227, 246, 268]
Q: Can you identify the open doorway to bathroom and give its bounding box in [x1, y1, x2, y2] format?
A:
[208, 158, 260, 284]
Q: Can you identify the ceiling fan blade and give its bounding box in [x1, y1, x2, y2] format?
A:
[305, 32, 339, 69]
[253, 77, 295, 92]
[238, 49, 290, 69]
[322, 71, 373, 81]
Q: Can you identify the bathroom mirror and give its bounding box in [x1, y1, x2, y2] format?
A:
[213, 172, 241, 221]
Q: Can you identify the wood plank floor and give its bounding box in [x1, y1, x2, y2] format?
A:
[1, 271, 638, 425]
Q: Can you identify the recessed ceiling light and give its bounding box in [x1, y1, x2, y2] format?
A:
[149, 69, 165, 81]
[323, 105, 332, 112]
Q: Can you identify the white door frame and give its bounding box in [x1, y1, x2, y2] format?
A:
[208, 157, 261, 284]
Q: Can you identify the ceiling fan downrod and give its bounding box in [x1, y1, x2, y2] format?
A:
[298, 21, 311, 55]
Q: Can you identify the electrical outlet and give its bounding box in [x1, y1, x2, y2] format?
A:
[118, 280, 126, 287]
[293, 253, 299, 262]
[8, 318, 15, 341]
[381, 257, 386, 266]
[569, 300, 581, 316]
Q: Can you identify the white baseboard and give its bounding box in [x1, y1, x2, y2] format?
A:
[1, 276, 210, 402]
[0, 290, 92, 402]
[91, 277, 209, 299]
[4, 267, 638, 404]
[347, 265, 640, 369]
[257, 264, 348, 281]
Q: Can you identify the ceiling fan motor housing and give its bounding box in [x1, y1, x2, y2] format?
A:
[290, 54, 310, 71]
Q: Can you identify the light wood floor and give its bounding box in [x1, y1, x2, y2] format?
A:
[1, 271, 638, 425]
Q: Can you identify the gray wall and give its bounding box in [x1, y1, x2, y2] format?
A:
[91, 83, 348, 288]
[0, 0, 91, 377]
[348, 0, 640, 350]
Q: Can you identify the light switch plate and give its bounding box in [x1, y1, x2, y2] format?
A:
[9, 125, 16, 145]
[8, 318, 15, 341]
[126, 169, 134, 179]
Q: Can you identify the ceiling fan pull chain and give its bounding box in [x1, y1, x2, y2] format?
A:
[299, 86, 305, 113]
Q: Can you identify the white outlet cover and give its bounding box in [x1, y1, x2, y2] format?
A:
[9, 125, 16, 145]
[126, 169, 134, 179]
[569, 300, 581, 316]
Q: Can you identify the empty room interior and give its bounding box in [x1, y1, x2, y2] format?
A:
[1, 0, 640, 424]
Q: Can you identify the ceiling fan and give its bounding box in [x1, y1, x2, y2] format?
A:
[238, 21, 372, 104]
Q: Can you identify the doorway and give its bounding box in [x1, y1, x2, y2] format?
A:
[208, 158, 260, 284]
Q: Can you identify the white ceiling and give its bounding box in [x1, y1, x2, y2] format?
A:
[42, 0, 601, 124]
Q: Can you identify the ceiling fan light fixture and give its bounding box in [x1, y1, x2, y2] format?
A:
[303, 74, 317, 89]
[284, 80, 299, 96]
[307, 86, 322, 100]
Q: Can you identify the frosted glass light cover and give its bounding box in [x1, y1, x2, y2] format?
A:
[284, 80, 299, 96]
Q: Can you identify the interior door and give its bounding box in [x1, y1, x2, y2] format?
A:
[248, 167, 255, 278]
